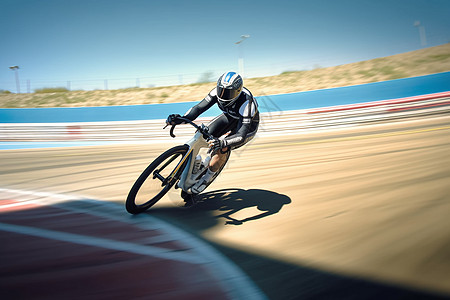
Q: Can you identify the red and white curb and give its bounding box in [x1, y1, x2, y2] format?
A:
[0, 188, 266, 300]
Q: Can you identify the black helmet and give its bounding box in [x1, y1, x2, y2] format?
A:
[217, 71, 243, 107]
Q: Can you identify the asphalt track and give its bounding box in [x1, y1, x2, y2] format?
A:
[1, 113, 450, 299]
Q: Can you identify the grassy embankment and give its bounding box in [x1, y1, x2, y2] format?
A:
[1, 43, 449, 108]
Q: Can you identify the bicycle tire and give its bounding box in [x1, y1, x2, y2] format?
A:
[126, 145, 189, 214]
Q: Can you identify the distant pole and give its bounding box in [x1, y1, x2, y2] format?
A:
[136, 78, 140, 88]
[9, 65, 20, 93]
[104, 79, 108, 90]
[67, 81, 71, 91]
[235, 35, 250, 77]
[414, 21, 427, 47]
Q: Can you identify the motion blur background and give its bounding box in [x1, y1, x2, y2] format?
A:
[1, 0, 450, 92]
[1, 1, 450, 299]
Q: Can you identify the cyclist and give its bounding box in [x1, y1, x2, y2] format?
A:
[166, 71, 259, 194]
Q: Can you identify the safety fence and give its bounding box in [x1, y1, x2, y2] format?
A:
[1, 92, 449, 142]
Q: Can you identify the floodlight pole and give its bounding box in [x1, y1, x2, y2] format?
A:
[9, 65, 21, 93]
[414, 21, 427, 47]
[235, 35, 250, 77]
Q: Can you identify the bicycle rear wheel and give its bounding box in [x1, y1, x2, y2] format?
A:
[126, 145, 189, 214]
[206, 150, 231, 188]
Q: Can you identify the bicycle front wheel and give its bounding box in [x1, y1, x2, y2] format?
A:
[126, 145, 189, 214]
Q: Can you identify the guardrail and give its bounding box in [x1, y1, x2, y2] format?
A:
[1, 92, 449, 142]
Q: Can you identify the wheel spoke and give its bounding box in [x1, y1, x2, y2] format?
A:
[159, 153, 181, 172]
[152, 169, 165, 182]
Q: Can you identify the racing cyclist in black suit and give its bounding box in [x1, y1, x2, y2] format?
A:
[167, 71, 259, 194]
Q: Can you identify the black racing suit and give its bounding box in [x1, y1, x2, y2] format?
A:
[183, 86, 259, 150]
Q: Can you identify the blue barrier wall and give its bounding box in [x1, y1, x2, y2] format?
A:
[1, 72, 449, 123]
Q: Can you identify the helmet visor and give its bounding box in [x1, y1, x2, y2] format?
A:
[217, 87, 240, 101]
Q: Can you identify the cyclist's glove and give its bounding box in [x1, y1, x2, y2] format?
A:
[166, 114, 183, 125]
[209, 138, 227, 153]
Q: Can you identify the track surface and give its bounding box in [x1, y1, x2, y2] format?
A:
[1, 114, 450, 299]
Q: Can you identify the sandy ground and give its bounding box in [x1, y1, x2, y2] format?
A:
[1, 114, 449, 299]
[1, 43, 449, 108]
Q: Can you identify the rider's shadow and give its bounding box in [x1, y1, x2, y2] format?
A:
[195, 189, 291, 225]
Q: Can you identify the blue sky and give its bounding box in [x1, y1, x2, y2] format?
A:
[1, 0, 449, 92]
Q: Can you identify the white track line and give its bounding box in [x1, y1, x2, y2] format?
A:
[0, 188, 267, 300]
[0, 221, 208, 264]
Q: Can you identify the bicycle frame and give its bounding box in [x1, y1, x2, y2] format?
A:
[176, 129, 210, 193]
[166, 118, 213, 194]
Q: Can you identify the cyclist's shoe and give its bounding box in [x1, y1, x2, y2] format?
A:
[191, 178, 209, 194]
[191, 168, 216, 194]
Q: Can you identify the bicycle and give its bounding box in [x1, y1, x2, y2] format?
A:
[126, 117, 230, 214]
